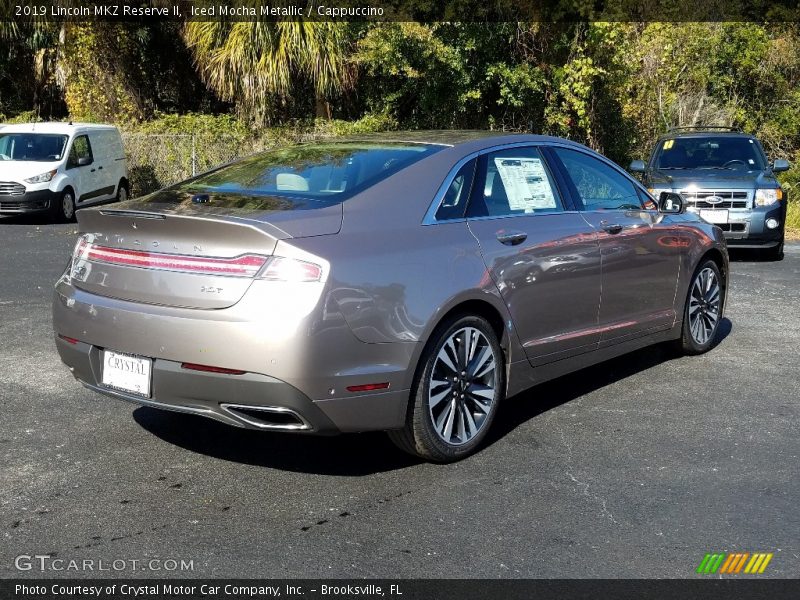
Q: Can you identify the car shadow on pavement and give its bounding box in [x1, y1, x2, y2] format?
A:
[485, 319, 732, 449]
[133, 407, 422, 475]
[134, 319, 731, 474]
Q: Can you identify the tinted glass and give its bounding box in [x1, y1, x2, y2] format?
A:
[435, 159, 476, 221]
[176, 142, 443, 206]
[653, 136, 766, 170]
[468, 147, 562, 218]
[0, 133, 68, 162]
[68, 135, 93, 166]
[553, 148, 642, 211]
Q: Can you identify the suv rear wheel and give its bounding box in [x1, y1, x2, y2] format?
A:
[388, 314, 505, 462]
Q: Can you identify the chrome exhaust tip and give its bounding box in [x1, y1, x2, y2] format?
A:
[219, 404, 311, 431]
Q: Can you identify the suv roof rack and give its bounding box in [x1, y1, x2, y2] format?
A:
[667, 126, 743, 133]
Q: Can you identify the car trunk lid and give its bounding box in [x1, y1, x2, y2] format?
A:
[71, 195, 341, 309]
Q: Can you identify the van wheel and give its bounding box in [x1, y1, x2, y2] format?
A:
[52, 189, 76, 223]
[116, 182, 129, 203]
[387, 314, 505, 462]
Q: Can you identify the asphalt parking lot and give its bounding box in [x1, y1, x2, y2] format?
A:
[1, 220, 798, 579]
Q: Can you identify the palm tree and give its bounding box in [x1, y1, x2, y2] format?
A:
[183, 21, 351, 123]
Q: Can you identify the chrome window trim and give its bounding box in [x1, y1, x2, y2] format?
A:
[423, 141, 571, 225]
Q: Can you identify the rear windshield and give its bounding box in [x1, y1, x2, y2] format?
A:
[653, 136, 766, 171]
[0, 133, 68, 162]
[172, 142, 443, 208]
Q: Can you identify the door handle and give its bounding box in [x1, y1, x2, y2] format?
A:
[90, 168, 96, 173]
[496, 230, 528, 246]
[97, 166, 103, 170]
[600, 221, 623, 234]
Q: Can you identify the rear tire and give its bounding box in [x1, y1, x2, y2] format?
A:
[678, 259, 723, 355]
[388, 314, 505, 462]
[116, 181, 129, 203]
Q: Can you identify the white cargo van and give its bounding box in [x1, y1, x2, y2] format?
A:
[0, 122, 128, 222]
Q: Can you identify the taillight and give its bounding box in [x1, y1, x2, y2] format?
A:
[81, 243, 268, 277]
[181, 363, 247, 375]
[346, 382, 390, 392]
[259, 257, 323, 282]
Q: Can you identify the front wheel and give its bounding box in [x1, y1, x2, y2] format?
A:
[388, 315, 505, 462]
[51, 189, 75, 223]
[678, 259, 724, 355]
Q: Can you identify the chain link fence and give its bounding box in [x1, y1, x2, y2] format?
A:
[121, 128, 344, 197]
[121, 133, 254, 197]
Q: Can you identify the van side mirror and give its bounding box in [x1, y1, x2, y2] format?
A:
[658, 192, 684, 214]
[77, 156, 93, 167]
[772, 159, 790, 172]
[629, 160, 647, 173]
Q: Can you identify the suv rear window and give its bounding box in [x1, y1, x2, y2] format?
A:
[653, 136, 766, 171]
[176, 142, 442, 205]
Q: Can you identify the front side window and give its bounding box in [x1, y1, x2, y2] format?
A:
[468, 147, 562, 218]
[0, 133, 68, 162]
[553, 148, 642, 211]
[652, 136, 766, 171]
[68, 135, 93, 167]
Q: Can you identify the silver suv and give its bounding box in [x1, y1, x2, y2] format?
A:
[630, 126, 789, 260]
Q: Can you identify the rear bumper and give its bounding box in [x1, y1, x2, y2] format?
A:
[56, 336, 343, 433]
[53, 278, 414, 433]
[0, 189, 57, 215]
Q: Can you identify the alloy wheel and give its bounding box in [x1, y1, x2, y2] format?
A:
[428, 326, 498, 446]
[62, 192, 75, 220]
[688, 266, 721, 345]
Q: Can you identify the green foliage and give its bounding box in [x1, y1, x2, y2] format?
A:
[183, 21, 351, 124]
[6, 20, 800, 194]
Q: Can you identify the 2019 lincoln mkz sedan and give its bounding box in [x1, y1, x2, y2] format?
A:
[53, 132, 729, 461]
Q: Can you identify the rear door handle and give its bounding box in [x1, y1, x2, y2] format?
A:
[97, 166, 103, 170]
[600, 221, 623, 234]
[496, 230, 528, 246]
[90, 168, 96, 172]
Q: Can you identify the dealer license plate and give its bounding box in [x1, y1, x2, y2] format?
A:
[101, 350, 152, 397]
[699, 209, 729, 224]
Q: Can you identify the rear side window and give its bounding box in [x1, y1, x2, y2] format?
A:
[435, 159, 476, 221]
[468, 147, 563, 218]
[177, 142, 443, 206]
[552, 148, 642, 211]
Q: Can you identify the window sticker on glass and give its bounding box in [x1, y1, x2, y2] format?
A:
[493, 157, 556, 212]
[663, 140, 674, 150]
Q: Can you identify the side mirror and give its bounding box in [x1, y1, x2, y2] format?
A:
[629, 159, 647, 173]
[772, 159, 790, 172]
[658, 192, 684, 214]
[77, 156, 92, 167]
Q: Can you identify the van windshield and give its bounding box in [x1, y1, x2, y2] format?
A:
[653, 136, 766, 171]
[0, 133, 69, 162]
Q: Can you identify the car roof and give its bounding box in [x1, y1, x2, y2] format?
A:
[658, 131, 756, 141]
[0, 122, 118, 135]
[329, 130, 587, 151]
